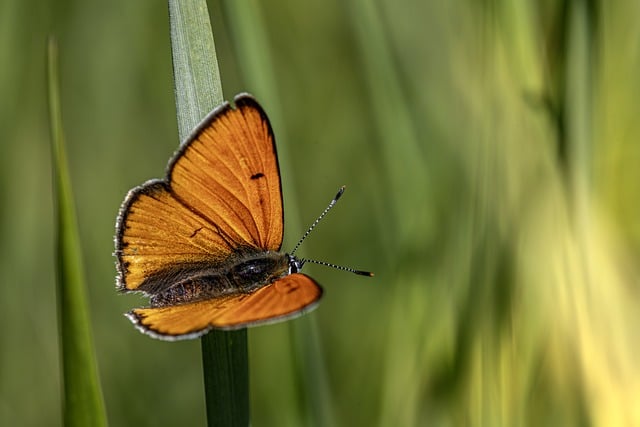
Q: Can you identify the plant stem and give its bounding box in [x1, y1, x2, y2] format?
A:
[167, 1, 250, 426]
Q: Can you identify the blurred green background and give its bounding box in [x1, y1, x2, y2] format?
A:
[2, 0, 640, 426]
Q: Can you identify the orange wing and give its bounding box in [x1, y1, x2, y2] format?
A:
[127, 274, 323, 340]
[115, 94, 283, 292]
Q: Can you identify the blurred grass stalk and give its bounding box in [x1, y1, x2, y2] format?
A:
[47, 37, 108, 427]
[167, 1, 249, 426]
[454, 2, 640, 425]
[561, 2, 640, 425]
[458, 2, 640, 426]
[347, 0, 431, 425]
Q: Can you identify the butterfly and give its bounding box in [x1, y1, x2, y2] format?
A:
[114, 93, 372, 341]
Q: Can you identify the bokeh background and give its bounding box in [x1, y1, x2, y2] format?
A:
[2, 0, 640, 426]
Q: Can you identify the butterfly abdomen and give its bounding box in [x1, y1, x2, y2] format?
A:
[149, 275, 231, 306]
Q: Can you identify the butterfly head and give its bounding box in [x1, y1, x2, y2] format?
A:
[287, 254, 305, 274]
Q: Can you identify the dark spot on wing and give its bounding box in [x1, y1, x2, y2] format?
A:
[250, 172, 265, 180]
[190, 227, 203, 238]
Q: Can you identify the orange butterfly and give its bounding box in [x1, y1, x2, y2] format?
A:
[115, 93, 371, 340]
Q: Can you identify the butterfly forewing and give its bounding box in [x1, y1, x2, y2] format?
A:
[116, 95, 284, 293]
[169, 96, 283, 252]
[117, 182, 235, 291]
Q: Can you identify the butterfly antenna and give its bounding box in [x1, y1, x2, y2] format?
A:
[290, 186, 346, 256]
[290, 186, 373, 277]
[299, 258, 374, 277]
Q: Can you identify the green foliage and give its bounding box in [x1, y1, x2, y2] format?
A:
[3, 1, 640, 426]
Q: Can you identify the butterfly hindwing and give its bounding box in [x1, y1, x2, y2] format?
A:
[127, 273, 323, 340]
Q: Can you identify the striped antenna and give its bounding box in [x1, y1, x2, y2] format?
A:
[289, 186, 373, 277]
[290, 186, 345, 256]
[299, 258, 373, 277]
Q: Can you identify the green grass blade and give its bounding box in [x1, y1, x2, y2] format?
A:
[47, 36, 108, 427]
[167, 1, 249, 426]
[169, 0, 224, 141]
[200, 329, 249, 426]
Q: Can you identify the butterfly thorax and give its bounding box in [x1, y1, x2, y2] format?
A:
[149, 251, 292, 307]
